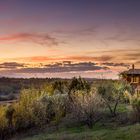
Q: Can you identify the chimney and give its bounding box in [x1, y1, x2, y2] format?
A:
[132, 64, 135, 70]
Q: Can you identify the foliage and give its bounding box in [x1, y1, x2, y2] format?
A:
[37, 93, 69, 127]
[0, 106, 7, 130]
[53, 81, 67, 94]
[0, 78, 139, 139]
[71, 89, 104, 128]
[41, 83, 55, 96]
[69, 77, 90, 93]
[98, 81, 131, 116]
[127, 91, 140, 122]
[68, 77, 91, 102]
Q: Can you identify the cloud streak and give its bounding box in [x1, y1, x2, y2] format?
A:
[0, 61, 109, 74]
[54, 26, 98, 37]
[19, 55, 113, 62]
[0, 33, 59, 46]
[102, 62, 129, 68]
[0, 62, 25, 69]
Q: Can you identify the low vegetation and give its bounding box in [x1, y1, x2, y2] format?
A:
[0, 77, 139, 140]
[17, 124, 140, 140]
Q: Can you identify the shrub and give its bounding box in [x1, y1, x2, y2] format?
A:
[12, 88, 69, 130]
[41, 83, 55, 96]
[13, 88, 47, 130]
[5, 105, 15, 129]
[39, 94, 69, 127]
[129, 92, 140, 122]
[68, 77, 91, 103]
[0, 106, 9, 140]
[0, 86, 69, 139]
[53, 81, 66, 94]
[98, 81, 131, 117]
[71, 89, 104, 128]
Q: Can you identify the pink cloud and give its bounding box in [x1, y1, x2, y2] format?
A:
[0, 33, 59, 46]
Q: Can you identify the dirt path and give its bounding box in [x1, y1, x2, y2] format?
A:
[0, 99, 18, 105]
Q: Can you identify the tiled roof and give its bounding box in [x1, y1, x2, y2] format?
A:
[123, 69, 140, 75]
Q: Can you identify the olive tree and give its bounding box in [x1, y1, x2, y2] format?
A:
[98, 81, 131, 117]
[71, 90, 104, 128]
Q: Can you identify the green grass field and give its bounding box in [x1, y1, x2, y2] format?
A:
[13, 123, 140, 140]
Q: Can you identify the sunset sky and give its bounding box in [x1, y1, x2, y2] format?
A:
[0, 0, 140, 79]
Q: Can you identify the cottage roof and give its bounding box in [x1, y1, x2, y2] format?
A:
[122, 69, 140, 75]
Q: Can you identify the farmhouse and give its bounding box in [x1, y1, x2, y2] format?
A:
[120, 64, 140, 93]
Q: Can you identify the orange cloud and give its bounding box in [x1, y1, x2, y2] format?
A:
[67, 56, 113, 62]
[13, 55, 113, 63]
[28, 56, 58, 62]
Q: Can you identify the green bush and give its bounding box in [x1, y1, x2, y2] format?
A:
[12, 88, 69, 130]
[70, 89, 104, 128]
[98, 81, 131, 117]
[130, 92, 140, 122]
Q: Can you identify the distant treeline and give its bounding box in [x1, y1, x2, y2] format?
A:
[0, 77, 117, 101]
[0, 77, 62, 101]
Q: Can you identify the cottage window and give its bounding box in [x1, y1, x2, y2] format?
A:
[131, 76, 139, 83]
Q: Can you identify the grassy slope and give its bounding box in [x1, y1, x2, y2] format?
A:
[17, 123, 140, 140]
[13, 104, 137, 140]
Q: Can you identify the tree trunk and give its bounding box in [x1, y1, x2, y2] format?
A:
[113, 96, 120, 117]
